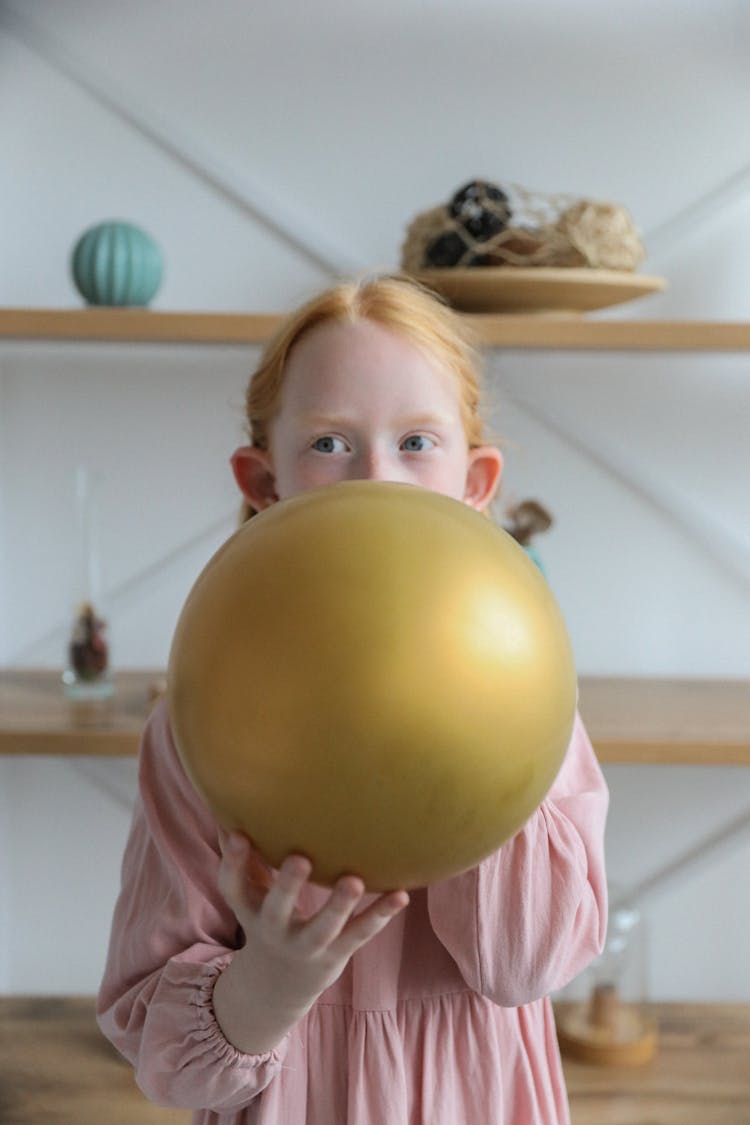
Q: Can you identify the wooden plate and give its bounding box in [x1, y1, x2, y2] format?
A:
[410, 267, 667, 315]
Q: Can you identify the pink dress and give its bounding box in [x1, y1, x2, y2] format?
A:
[98, 700, 608, 1124]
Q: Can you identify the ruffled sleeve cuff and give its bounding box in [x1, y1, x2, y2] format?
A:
[133, 955, 291, 1112]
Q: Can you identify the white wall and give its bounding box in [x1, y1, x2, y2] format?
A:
[1, 3, 749, 1002]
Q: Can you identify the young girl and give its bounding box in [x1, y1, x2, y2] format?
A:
[98, 274, 608, 1124]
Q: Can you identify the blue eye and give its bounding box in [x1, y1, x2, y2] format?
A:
[312, 436, 347, 453]
[401, 434, 435, 452]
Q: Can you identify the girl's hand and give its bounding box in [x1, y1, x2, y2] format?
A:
[213, 830, 409, 1054]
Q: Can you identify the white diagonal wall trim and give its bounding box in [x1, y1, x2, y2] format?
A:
[502, 387, 750, 590]
[644, 160, 750, 265]
[613, 806, 750, 911]
[0, 4, 360, 278]
[13, 377, 750, 663]
[9, 508, 238, 664]
[68, 759, 137, 815]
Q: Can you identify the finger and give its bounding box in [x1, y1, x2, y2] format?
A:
[260, 855, 313, 932]
[296, 875, 367, 951]
[217, 825, 232, 855]
[331, 891, 410, 960]
[225, 831, 275, 893]
[245, 845, 275, 896]
[218, 832, 268, 914]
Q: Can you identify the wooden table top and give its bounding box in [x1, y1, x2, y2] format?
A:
[0, 996, 190, 1124]
[1, 667, 748, 763]
[560, 1002, 750, 1124]
[0, 997, 748, 1124]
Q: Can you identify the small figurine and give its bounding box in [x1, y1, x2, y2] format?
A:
[68, 601, 109, 682]
[503, 500, 553, 575]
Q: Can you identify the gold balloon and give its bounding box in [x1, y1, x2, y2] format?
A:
[167, 481, 577, 890]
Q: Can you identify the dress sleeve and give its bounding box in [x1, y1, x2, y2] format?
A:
[96, 700, 289, 1112]
[427, 712, 609, 1008]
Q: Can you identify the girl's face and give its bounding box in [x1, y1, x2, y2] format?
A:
[233, 319, 503, 512]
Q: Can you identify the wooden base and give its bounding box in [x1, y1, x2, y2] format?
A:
[556, 1002, 658, 1066]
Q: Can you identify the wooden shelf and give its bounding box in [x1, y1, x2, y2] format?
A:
[576, 676, 750, 765]
[1, 669, 747, 764]
[0, 668, 164, 757]
[1, 996, 748, 1125]
[469, 317, 750, 351]
[4, 306, 750, 350]
[0, 307, 280, 345]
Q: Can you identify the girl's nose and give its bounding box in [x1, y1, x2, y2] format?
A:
[355, 447, 401, 483]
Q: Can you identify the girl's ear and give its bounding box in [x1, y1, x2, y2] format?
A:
[230, 446, 279, 511]
[463, 446, 504, 512]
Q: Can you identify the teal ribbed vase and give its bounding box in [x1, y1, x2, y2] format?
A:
[71, 221, 163, 306]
